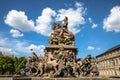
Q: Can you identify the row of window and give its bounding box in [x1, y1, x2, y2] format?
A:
[99, 68, 120, 76]
[96, 48, 120, 62]
[97, 57, 120, 68]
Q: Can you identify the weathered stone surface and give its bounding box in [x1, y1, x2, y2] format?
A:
[0, 77, 12, 80]
[0, 77, 31, 80]
[32, 77, 120, 80]
[0, 77, 120, 80]
[13, 77, 31, 80]
[21, 16, 99, 78]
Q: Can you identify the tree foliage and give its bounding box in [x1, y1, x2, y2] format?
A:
[0, 56, 26, 74]
[13, 57, 26, 74]
[0, 56, 14, 74]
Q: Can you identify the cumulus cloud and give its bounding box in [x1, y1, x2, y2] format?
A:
[5, 2, 86, 36]
[5, 10, 35, 31]
[0, 37, 28, 56]
[0, 47, 17, 55]
[10, 29, 24, 38]
[0, 47, 12, 53]
[25, 44, 45, 56]
[14, 41, 45, 56]
[88, 17, 92, 23]
[92, 23, 98, 28]
[103, 6, 120, 32]
[88, 17, 98, 28]
[0, 37, 13, 48]
[87, 46, 100, 50]
[5, 8, 56, 36]
[35, 8, 56, 36]
[0, 36, 45, 56]
[56, 2, 86, 34]
[87, 46, 95, 50]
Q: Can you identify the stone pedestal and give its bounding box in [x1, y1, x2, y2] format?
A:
[44, 45, 77, 64]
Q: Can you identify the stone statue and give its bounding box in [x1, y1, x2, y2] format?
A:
[62, 16, 68, 30]
[21, 52, 39, 76]
[21, 16, 99, 78]
[48, 17, 75, 46]
[32, 52, 38, 61]
[76, 55, 99, 77]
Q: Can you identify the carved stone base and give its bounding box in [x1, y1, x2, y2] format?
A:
[0, 77, 119, 80]
[44, 45, 78, 62]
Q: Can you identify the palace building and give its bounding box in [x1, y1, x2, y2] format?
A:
[96, 45, 120, 77]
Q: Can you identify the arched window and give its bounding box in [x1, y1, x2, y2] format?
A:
[111, 59, 115, 66]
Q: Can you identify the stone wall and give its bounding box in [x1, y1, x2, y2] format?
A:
[0, 77, 120, 80]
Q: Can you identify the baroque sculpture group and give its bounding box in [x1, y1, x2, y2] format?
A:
[21, 17, 99, 77]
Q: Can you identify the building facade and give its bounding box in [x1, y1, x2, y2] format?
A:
[96, 45, 120, 77]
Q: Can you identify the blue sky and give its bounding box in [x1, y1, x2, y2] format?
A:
[0, 0, 120, 58]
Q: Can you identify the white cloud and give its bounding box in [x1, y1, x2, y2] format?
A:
[25, 44, 45, 56]
[56, 2, 86, 34]
[87, 46, 95, 50]
[87, 46, 100, 51]
[0, 47, 12, 53]
[96, 48, 101, 50]
[14, 41, 45, 56]
[92, 23, 98, 28]
[0, 36, 45, 56]
[0, 37, 28, 56]
[5, 2, 86, 36]
[10, 29, 24, 38]
[5, 10, 35, 31]
[88, 17, 98, 28]
[103, 6, 120, 32]
[88, 17, 92, 23]
[0, 47, 17, 55]
[35, 8, 56, 36]
[0, 38, 12, 48]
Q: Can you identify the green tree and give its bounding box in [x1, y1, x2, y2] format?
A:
[13, 57, 26, 74]
[0, 56, 14, 74]
[0, 56, 4, 74]
[0, 56, 26, 74]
